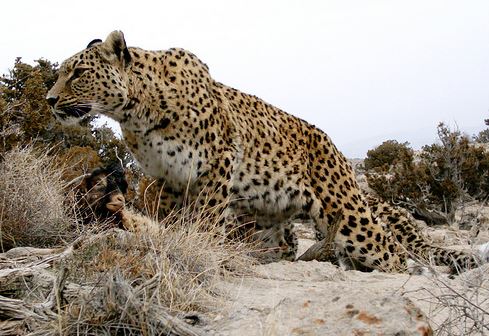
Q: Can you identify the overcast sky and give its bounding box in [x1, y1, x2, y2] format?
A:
[1, 1, 488, 157]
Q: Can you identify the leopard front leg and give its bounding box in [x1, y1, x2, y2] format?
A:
[135, 177, 184, 220]
[225, 205, 298, 262]
[249, 220, 298, 262]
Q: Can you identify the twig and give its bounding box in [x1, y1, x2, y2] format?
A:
[297, 209, 343, 262]
[64, 173, 91, 189]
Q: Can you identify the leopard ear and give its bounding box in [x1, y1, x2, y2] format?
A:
[87, 39, 102, 49]
[101, 30, 131, 68]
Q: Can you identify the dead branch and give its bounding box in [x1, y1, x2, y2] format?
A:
[64, 173, 91, 189]
[297, 209, 343, 262]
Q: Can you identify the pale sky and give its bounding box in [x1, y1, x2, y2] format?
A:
[1, 0, 488, 158]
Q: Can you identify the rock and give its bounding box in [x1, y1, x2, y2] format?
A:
[209, 261, 433, 335]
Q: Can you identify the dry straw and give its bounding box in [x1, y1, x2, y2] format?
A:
[0, 145, 76, 251]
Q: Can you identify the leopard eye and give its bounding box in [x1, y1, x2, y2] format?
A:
[72, 68, 87, 79]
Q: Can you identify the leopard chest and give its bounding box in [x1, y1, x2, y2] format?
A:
[122, 129, 202, 190]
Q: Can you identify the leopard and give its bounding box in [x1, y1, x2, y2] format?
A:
[47, 30, 480, 272]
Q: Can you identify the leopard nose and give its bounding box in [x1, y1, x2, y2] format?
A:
[46, 95, 59, 107]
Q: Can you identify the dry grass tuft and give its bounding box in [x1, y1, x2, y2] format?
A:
[404, 254, 489, 335]
[44, 203, 253, 334]
[0, 200, 254, 335]
[0, 145, 76, 251]
[424, 265, 489, 335]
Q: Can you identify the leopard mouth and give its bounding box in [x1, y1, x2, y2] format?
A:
[59, 105, 92, 118]
[52, 105, 92, 125]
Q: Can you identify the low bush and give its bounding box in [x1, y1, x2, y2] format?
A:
[365, 123, 489, 225]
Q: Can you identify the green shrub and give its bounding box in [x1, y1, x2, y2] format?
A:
[365, 123, 489, 224]
[364, 140, 413, 172]
[0, 58, 132, 166]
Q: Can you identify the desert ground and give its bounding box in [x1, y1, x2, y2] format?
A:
[207, 219, 489, 335]
[2, 214, 488, 335]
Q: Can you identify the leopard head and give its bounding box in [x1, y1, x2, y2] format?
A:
[46, 30, 132, 125]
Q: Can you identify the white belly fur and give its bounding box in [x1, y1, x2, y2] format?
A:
[126, 131, 201, 190]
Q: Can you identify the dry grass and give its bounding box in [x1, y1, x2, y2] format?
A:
[69, 204, 251, 306]
[403, 251, 489, 335]
[0, 198, 254, 335]
[421, 265, 489, 335]
[62, 207, 252, 335]
[0, 145, 77, 251]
